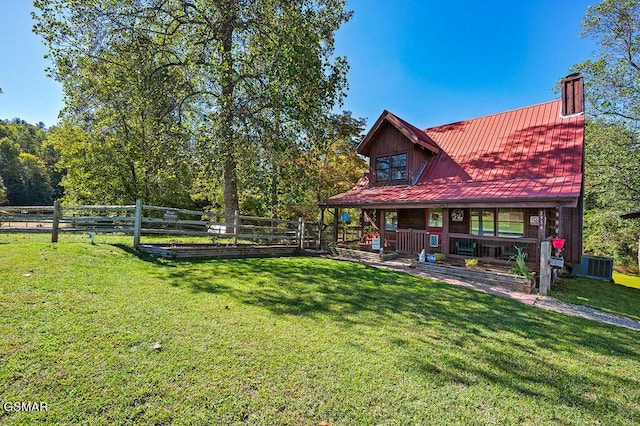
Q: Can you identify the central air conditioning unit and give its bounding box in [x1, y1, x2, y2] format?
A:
[573, 255, 614, 281]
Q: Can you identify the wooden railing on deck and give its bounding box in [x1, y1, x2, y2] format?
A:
[397, 229, 439, 255]
[449, 233, 538, 265]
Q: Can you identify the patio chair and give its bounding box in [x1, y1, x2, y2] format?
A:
[455, 238, 477, 256]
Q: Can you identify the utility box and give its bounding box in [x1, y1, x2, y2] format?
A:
[573, 256, 614, 281]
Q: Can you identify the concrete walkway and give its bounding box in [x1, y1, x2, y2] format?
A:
[333, 256, 640, 332]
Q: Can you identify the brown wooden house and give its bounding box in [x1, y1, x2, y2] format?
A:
[321, 74, 585, 268]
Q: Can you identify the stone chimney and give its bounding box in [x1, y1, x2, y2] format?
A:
[561, 73, 584, 116]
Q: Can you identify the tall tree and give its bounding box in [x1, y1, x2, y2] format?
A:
[576, 0, 640, 124]
[33, 0, 352, 218]
[33, 0, 194, 206]
[573, 0, 640, 269]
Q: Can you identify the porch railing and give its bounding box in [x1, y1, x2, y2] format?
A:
[449, 234, 538, 265]
[396, 229, 440, 255]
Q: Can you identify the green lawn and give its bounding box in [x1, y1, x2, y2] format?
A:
[1, 235, 640, 424]
[613, 271, 640, 289]
[551, 275, 640, 321]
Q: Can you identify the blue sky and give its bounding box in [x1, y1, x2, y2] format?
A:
[0, 0, 596, 129]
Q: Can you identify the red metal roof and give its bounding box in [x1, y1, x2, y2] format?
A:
[326, 100, 584, 207]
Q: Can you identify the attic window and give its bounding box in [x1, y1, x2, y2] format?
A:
[375, 153, 407, 182]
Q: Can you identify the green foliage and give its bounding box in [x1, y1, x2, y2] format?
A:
[0, 175, 6, 204]
[33, 0, 353, 217]
[0, 120, 60, 205]
[509, 246, 533, 279]
[581, 114, 640, 268]
[576, 0, 640, 122]
[573, 1, 640, 269]
[464, 258, 478, 267]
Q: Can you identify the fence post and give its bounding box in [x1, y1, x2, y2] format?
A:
[298, 217, 305, 250]
[233, 210, 239, 246]
[51, 199, 61, 243]
[539, 241, 551, 295]
[133, 199, 142, 247]
[317, 209, 325, 251]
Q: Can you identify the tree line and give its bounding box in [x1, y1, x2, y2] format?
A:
[0, 119, 62, 205]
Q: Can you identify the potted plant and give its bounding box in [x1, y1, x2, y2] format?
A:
[509, 246, 533, 280]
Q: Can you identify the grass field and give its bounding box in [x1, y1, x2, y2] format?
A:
[613, 271, 640, 289]
[552, 275, 640, 321]
[1, 234, 640, 424]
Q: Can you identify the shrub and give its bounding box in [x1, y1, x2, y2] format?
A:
[509, 246, 533, 279]
[465, 258, 478, 267]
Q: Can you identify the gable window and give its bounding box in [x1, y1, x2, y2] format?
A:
[375, 157, 390, 181]
[375, 153, 407, 182]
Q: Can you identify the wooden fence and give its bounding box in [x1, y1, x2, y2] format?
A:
[0, 200, 316, 249]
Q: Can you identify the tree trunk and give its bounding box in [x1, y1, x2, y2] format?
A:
[220, 3, 239, 220]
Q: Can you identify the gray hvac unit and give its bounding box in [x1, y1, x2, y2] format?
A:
[573, 255, 614, 281]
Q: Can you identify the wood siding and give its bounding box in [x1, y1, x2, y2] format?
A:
[560, 204, 583, 266]
[449, 208, 469, 234]
[368, 123, 433, 187]
[398, 208, 425, 229]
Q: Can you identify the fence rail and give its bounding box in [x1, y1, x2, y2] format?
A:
[0, 200, 317, 249]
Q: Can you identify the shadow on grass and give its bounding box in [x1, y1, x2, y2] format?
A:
[111, 244, 178, 267]
[135, 253, 640, 422]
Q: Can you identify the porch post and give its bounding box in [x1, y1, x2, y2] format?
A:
[539, 241, 552, 295]
[332, 208, 339, 244]
[317, 208, 325, 250]
[537, 209, 547, 269]
[537, 209, 546, 242]
[555, 207, 562, 237]
[379, 209, 385, 249]
[442, 208, 450, 255]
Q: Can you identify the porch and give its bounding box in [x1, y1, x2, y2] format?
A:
[394, 229, 539, 266]
[330, 246, 536, 295]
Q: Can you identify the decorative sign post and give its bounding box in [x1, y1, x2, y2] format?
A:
[371, 235, 381, 251]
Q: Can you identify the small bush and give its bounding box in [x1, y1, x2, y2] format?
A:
[465, 258, 478, 267]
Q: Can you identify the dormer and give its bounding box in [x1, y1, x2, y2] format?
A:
[357, 110, 440, 187]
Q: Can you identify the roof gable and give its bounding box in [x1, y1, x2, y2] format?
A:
[357, 110, 440, 156]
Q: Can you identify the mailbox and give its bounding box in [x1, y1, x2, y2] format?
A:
[549, 257, 565, 268]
